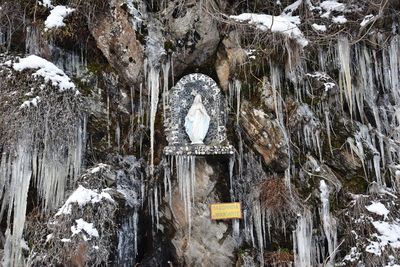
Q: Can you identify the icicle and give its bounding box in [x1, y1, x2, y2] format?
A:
[270, 62, 283, 124]
[107, 94, 111, 148]
[324, 110, 333, 155]
[319, 180, 337, 267]
[337, 37, 353, 119]
[33, 118, 86, 211]
[175, 155, 196, 236]
[154, 185, 159, 229]
[389, 36, 399, 103]
[162, 60, 170, 119]
[233, 219, 240, 242]
[116, 120, 120, 152]
[1, 140, 32, 267]
[293, 210, 313, 267]
[229, 155, 235, 200]
[229, 79, 242, 124]
[148, 65, 160, 176]
[253, 200, 264, 267]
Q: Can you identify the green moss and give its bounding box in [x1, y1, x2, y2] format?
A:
[87, 62, 113, 75]
[73, 78, 92, 96]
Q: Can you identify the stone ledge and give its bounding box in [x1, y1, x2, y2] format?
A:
[164, 144, 235, 155]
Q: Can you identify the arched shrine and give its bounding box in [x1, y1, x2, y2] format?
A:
[164, 73, 234, 155]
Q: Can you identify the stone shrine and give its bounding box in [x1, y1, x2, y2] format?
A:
[164, 73, 234, 155]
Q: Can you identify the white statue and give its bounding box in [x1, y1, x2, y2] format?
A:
[184, 94, 210, 144]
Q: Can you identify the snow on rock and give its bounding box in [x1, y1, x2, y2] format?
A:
[360, 14, 375, 27]
[90, 163, 110, 174]
[230, 13, 308, 47]
[8, 55, 76, 91]
[365, 202, 390, 218]
[44, 6, 75, 31]
[71, 218, 99, 241]
[320, 0, 345, 18]
[332, 15, 347, 24]
[55, 185, 114, 216]
[369, 221, 400, 255]
[312, 23, 327, 32]
[20, 96, 41, 108]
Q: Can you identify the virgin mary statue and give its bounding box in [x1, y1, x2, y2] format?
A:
[184, 94, 210, 144]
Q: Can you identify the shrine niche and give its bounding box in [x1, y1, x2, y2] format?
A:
[164, 73, 234, 155]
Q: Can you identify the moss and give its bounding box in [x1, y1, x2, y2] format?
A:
[164, 40, 175, 52]
[87, 62, 113, 75]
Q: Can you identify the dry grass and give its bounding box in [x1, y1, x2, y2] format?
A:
[264, 250, 294, 267]
[259, 178, 293, 214]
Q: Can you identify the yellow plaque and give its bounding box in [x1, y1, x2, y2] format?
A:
[210, 202, 242, 220]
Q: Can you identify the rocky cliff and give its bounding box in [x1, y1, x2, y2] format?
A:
[0, 0, 400, 266]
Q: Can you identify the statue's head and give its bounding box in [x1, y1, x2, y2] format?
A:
[194, 94, 202, 104]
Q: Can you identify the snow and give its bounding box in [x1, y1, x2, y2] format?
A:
[332, 15, 347, 24]
[365, 202, 390, 218]
[60, 238, 71, 242]
[46, 234, 53, 243]
[343, 247, 360, 262]
[90, 163, 109, 174]
[44, 6, 75, 31]
[71, 218, 99, 240]
[20, 239, 29, 251]
[282, 0, 302, 16]
[230, 13, 308, 47]
[372, 221, 400, 249]
[360, 14, 375, 27]
[7, 55, 76, 91]
[320, 0, 345, 12]
[312, 23, 327, 32]
[55, 185, 114, 216]
[20, 96, 41, 109]
[40, 0, 53, 8]
[324, 82, 335, 91]
[367, 220, 400, 255]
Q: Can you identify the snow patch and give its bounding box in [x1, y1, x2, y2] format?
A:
[44, 6, 75, 31]
[367, 220, 400, 255]
[71, 218, 99, 240]
[90, 163, 109, 174]
[312, 23, 327, 32]
[40, 0, 53, 8]
[365, 202, 390, 218]
[320, 0, 345, 13]
[332, 15, 347, 24]
[230, 13, 308, 47]
[7, 55, 76, 91]
[55, 185, 114, 216]
[20, 96, 41, 108]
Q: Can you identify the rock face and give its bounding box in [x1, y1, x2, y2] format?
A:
[90, 0, 145, 85]
[240, 101, 289, 172]
[164, 1, 220, 75]
[1, 0, 400, 266]
[167, 159, 236, 266]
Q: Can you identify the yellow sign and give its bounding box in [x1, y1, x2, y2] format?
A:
[210, 202, 242, 220]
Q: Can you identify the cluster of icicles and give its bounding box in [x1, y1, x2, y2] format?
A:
[146, 33, 400, 266]
[0, 118, 86, 266]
